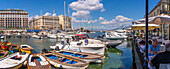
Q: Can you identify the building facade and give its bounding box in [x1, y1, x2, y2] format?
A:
[0, 9, 28, 29]
[149, 0, 170, 17]
[29, 16, 62, 30]
[59, 15, 72, 30]
[29, 15, 72, 30]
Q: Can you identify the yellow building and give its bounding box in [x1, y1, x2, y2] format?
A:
[59, 15, 72, 30]
[149, 0, 170, 17]
[29, 15, 71, 30]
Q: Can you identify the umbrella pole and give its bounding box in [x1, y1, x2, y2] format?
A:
[145, 0, 149, 68]
[162, 24, 164, 44]
[168, 24, 170, 40]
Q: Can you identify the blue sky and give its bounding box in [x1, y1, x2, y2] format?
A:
[0, 0, 160, 30]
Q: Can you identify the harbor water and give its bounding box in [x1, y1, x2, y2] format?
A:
[3, 32, 133, 69]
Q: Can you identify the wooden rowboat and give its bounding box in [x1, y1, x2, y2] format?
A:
[27, 53, 51, 69]
[1, 42, 11, 50]
[0, 50, 9, 59]
[20, 44, 33, 54]
[55, 49, 104, 63]
[0, 52, 29, 69]
[42, 52, 89, 69]
[9, 44, 20, 53]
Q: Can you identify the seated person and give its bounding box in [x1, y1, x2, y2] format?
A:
[139, 40, 145, 53]
[85, 38, 88, 45]
[149, 39, 161, 55]
[151, 43, 170, 69]
[148, 40, 153, 48]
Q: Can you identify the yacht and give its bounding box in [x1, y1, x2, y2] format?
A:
[104, 30, 128, 40]
[50, 33, 105, 55]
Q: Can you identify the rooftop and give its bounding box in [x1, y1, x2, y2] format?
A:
[0, 9, 25, 11]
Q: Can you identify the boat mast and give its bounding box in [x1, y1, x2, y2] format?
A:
[53, 10, 55, 30]
[64, 1, 66, 31]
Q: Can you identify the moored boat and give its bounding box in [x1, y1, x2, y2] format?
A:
[27, 53, 51, 69]
[0, 50, 9, 59]
[0, 52, 29, 69]
[42, 52, 89, 69]
[47, 34, 57, 39]
[9, 44, 20, 53]
[55, 49, 104, 63]
[20, 44, 33, 54]
[1, 41, 11, 50]
[32, 35, 43, 39]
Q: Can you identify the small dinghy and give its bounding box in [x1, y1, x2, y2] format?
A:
[55, 49, 104, 63]
[0, 50, 9, 59]
[1, 41, 11, 50]
[20, 44, 33, 54]
[42, 52, 89, 69]
[0, 52, 29, 69]
[27, 53, 51, 69]
[9, 44, 20, 53]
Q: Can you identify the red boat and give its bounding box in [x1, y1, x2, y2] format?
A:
[1, 42, 11, 50]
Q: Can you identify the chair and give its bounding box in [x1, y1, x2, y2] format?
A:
[159, 64, 170, 69]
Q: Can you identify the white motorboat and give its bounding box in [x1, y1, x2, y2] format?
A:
[95, 38, 123, 47]
[47, 34, 57, 39]
[32, 35, 43, 39]
[0, 52, 29, 69]
[104, 31, 127, 40]
[50, 39, 105, 55]
[0, 35, 5, 39]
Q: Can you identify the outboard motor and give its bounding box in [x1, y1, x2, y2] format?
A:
[42, 48, 48, 53]
[55, 46, 60, 51]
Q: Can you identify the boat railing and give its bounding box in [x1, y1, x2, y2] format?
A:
[133, 37, 155, 69]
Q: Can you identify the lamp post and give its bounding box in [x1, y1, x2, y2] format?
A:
[145, 0, 149, 68]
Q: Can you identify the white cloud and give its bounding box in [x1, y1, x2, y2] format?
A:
[88, 20, 98, 24]
[100, 8, 106, 12]
[69, 0, 104, 11]
[100, 15, 132, 25]
[100, 19, 116, 24]
[72, 11, 90, 19]
[44, 12, 52, 16]
[98, 17, 104, 21]
[69, 0, 105, 19]
[52, 13, 56, 16]
[115, 15, 132, 22]
[72, 17, 88, 23]
[34, 15, 39, 19]
[28, 17, 33, 21]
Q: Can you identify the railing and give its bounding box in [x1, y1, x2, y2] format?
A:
[132, 37, 155, 69]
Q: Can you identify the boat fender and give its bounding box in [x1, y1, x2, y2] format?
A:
[60, 65, 62, 68]
[23, 61, 27, 66]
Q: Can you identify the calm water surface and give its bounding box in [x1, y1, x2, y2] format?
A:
[3, 32, 133, 69]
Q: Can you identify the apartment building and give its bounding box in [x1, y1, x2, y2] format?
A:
[0, 9, 28, 29]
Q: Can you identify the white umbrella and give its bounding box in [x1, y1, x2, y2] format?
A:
[131, 24, 160, 30]
[134, 14, 170, 43]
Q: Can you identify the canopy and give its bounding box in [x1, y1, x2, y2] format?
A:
[27, 30, 40, 32]
[134, 15, 170, 24]
[131, 24, 160, 30]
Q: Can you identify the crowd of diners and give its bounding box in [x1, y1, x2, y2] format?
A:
[137, 38, 170, 69]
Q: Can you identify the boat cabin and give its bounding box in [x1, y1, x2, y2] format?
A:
[72, 34, 90, 40]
